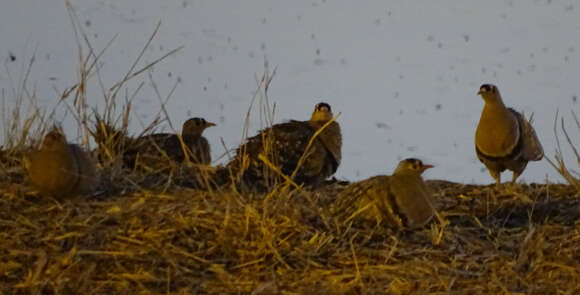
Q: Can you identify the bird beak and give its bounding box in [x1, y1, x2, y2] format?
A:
[206, 122, 216, 127]
[477, 90, 482, 96]
[422, 164, 434, 171]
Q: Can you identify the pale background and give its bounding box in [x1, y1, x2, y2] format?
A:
[1, 0, 579, 183]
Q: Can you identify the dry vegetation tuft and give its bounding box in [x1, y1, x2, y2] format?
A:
[1, 168, 580, 294]
[1, 4, 580, 294]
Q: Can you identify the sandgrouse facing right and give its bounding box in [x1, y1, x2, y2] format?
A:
[333, 158, 435, 230]
[475, 84, 543, 186]
[124, 117, 215, 168]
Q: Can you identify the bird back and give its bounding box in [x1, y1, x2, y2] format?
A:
[333, 175, 404, 228]
[226, 119, 340, 188]
[26, 143, 98, 197]
[124, 133, 211, 168]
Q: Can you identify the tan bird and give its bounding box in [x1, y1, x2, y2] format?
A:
[225, 102, 342, 190]
[475, 84, 543, 186]
[124, 117, 215, 168]
[333, 158, 435, 230]
[25, 128, 98, 198]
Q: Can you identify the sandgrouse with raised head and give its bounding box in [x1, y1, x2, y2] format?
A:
[225, 102, 342, 189]
[124, 117, 215, 168]
[475, 84, 543, 186]
[333, 158, 435, 230]
[25, 128, 98, 198]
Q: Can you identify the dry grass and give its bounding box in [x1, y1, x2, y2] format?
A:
[2, 4, 580, 295]
[545, 110, 580, 191]
[1, 170, 580, 294]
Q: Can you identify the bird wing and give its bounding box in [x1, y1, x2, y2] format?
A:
[69, 144, 98, 194]
[512, 110, 544, 161]
[183, 136, 212, 164]
[237, 120, 313, 169]
[124, 133, 184, 167]
[310, 121, 342, 172]
[334, 176, 395, 225]
[132, 134, 180, 155]
[388, 174, 434, 229]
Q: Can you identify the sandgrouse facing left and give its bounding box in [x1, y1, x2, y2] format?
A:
[225, 102, 342, 190]
[475, 84, 543, 186]
[333, 158, 435, 230]
[124, 117, 215, 168]
[25, 128, 98, 198]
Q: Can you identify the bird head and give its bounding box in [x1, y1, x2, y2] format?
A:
[477, 84, 502, 104]
[394, 158, 434, 175]
[41, 128, 67, 151]
[182, 117, 216, 136]
[311, 102, 333, 122]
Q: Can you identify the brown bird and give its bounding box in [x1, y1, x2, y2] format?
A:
[333, 158, 435, 230]
[124, 117, 215, 168]
[475, 84, 543, 186]
[25, 128, 98, 198]
[225, 102, 342, 190]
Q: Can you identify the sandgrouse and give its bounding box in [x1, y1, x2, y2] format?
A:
[475, 84, 543, 186]
[124, 117, 215, 168]
[225, 102, 342, 190]
[333, 158, 435, 230]
[25, 128, 98, 198]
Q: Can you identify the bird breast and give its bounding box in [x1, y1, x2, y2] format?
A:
[475, 105, 520, 157]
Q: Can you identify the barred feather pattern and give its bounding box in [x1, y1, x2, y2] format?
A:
[332, 176, 404, 229]
[226, 119, 342, 190]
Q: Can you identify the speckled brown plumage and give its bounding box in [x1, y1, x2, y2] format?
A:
[475, 84, 543, 185]
[333, 158, 435, 230]
[124, 117, 215, 169]
[25, 128, 98, 198]
[224, 102, 342, 190]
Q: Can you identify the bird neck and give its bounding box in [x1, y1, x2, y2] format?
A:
[483, 96, 506, 108]
[480, 101, 513, 124]
[392, 170, 424, 186]
[182, 130, 203, 137]
[393, 166, 420, 177]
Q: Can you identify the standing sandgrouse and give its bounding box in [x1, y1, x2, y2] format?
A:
[25, 128, 98, 198]
[225, 102, 342, 190]
[475, 84, 543, 186]
[124, 117, 215, 168]
[333, 158, 435, 230]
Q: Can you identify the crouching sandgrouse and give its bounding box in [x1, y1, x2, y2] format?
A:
[332, 158, 435, 230]
[224, 102, 342, 190]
